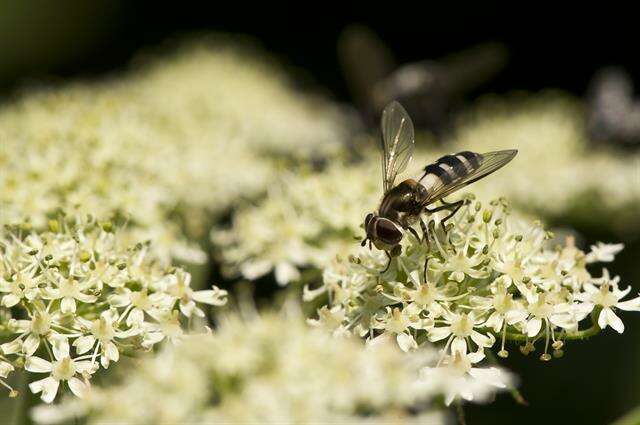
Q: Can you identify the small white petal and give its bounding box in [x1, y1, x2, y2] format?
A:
[427, 326, 452, 342]
[396, 333, 417, 352]
[485, 312, 503, 332]
[275, 262, 301, 286]
[1, 337, 23, 355]
[68, 377, 88, 398]
[75, 361, 97, 375]
[526, 318, 542, 337]
[25, 357, 53, 373]
[75, 293, 98, 304]
[126, 309, 144, 327]
[29, 377, 59, 403]
[192, 288, 227, 306]
[50, 337, 70, 361]
[469, 367, 511, 389]
[451, 337, 467, 356]
[0, 360, 14, 378]
[603, 308, 625, 333]
[22, 333, 40, 357]
[618, 296, 640, 312]
[505, 309, 528, 325]
[2, 294, 20, 308]
[60, 297, 76, 314]
[598, 308, 608, 330]
[73, 336, 96, 355]
[240, 260, 272, 280]
[179, 300, 196, 317]
[104, 341, 119, 362]
[40, 378, 60, 403]
[470, 331, 494, 348]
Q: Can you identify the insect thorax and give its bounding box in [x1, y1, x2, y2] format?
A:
[378, 179, 428, 225]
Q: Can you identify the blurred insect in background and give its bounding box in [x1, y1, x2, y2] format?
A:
[587, 67, 640, 148]
[338, 24, 507, 135]
[362, 101, 517, 273]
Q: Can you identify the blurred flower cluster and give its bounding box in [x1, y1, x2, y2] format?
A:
[441, 94, 640, 236]
[0, 40, 348, 265]
[309, 196, 638, 370]
[31, 307, 512, 424]
[213, 159, 381, 285]
[0, 214, 227, 402]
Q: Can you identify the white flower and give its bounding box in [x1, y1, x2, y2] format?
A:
[317, 195, 636, 365]
[0, 39, 347, 268]
[420, 348, 513, 406]
[33, 309, 449, 424]
[26, 338, 95, 403]
[585, 243, 625, 263]
[0, 215, 227, 400]
[428, 311, 495, 356]
[213, 160, 381, 285]
[576, 269, 640, 333]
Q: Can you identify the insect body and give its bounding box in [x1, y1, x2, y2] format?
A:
[362, 101, 517, 269]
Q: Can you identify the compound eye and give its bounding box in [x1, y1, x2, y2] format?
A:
[376, 219, 403, 244]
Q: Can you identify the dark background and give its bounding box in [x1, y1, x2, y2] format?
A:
[2, 2, 639, 424]
[1, 2, 639, 101]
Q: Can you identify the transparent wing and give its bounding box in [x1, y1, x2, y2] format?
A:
[380, 101, 415, 193]
[421, 149, 517, 204]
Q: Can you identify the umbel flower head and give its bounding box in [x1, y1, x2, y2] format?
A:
[0, 38, 348, 265]
[0, 213, 227, 402]
[213, 159, 381, 285]
[31, 306, 511, 424]
[310, 195, 637, 398]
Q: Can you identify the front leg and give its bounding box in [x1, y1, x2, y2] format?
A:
[381, 251, 392, 274]
[419, 217, 431, 283]
[440, 200, 463, 229]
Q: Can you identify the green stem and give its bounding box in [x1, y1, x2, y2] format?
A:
[486, 319, 601, 343]
[455, 399, 467, 425]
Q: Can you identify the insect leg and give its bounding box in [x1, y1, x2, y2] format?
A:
[423, 256, 430, 285]
[440, 200, 464, 230]
[381, 251, 392, 274]
[419, 217, 430, 246]
[408, 226, 421, 242]
[419, 217, 431, 283]
[424, 204, 451, 214]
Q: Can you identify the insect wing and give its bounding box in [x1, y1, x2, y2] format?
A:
[380, 101, 415, 193]
[420, 149, 517, 204]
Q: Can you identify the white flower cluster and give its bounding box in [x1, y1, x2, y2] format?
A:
[442, 93, 640, 235]
[213, 159, 381, 285]
[0, 39, 347, 265]
[0, 214, 227, 402]
[310, 196, 638, 392]
[31, 307, 511, 424]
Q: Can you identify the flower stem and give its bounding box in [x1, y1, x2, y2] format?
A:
[486, 322, 601, 343]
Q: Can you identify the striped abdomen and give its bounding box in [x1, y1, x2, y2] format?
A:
[419, 151, 482, 189]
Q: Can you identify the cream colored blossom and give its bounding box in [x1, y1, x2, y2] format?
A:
[313, 196, 636, 365]
[32, 309, 457, 425]
[0, 39, 347, 265]
[213, 159, 381, 285]
[0, 214, 227, 400]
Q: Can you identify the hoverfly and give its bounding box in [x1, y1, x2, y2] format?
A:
[361, 101, 517, 272]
